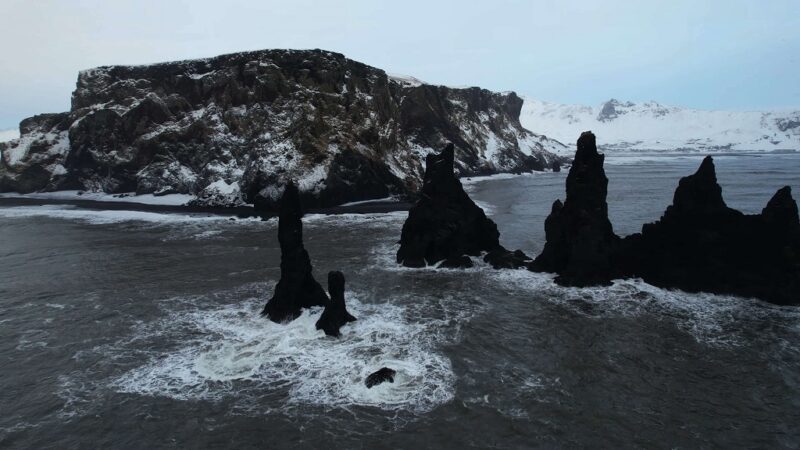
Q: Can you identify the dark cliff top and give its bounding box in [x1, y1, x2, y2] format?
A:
[79, 48, 351, 76]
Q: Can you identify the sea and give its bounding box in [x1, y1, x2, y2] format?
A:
[0, 152, 799, 448]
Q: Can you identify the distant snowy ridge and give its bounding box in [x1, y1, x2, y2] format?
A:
[0, 129, 19, 143]
[521, 98, 800, 152]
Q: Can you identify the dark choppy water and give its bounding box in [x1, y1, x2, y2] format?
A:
[1, 153, 799, 449]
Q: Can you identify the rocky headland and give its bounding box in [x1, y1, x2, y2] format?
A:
[0, 49, 566, 212]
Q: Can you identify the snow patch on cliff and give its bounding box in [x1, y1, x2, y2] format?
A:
[388, 73, 425, 87]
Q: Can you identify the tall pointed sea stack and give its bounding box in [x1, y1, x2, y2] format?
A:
[396, 143, 530, 269]
[262, 181, 329, 323]
[529, 131, 620, 286]
[623, 157, 800, 305]
[315, 271, 357, 337]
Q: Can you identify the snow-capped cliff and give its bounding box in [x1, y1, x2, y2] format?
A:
[0, 49, 566, 210]
[521, 98, 800, 152]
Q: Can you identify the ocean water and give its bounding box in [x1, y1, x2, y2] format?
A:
[0, 153, 799, 448]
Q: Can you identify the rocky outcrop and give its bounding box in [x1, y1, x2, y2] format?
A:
[621, 157, 800, 305]
[0, 49, 566, 210]
[315, 271, 357, 337]
[262, 181, 328, 322]
[365, 367, 396, 388]
[529, 131, 620, 286]
[532, 135, 800, 305]
[396, 143, 531, 269]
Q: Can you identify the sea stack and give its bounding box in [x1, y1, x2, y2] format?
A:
[396, 143, 530, 269]
[622, 157, 800, 305]
[529, 131, 620, 286]
[262, 181, 329, 322]
[315, 271, 357, 337]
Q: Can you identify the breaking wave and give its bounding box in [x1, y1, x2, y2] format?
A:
[486, 268, 800, 348]
[102, 284, 471, 415]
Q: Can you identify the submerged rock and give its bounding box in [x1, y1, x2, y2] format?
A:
[365, 367, 397, 388]
[396, 143, 530, 269]
[529, 131, 620, 286]
[315, 271, 357, 337]
[622, 157, 800, 305]
[262, 181, 329, 322]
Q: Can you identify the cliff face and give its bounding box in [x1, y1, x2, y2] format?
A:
[0, 49, 565, 209]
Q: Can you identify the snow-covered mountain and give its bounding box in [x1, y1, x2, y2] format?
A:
[521, 98, 800, 152]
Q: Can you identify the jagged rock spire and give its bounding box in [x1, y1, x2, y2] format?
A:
[762, 186, 799, 229]
[315, 271, 357, 337]
[622, 157, 799, 305]
[262, 181, 329, 323]
[396, 143, 530, 268]
[530, 131, 619, 286]
[663, 156, 730, 221]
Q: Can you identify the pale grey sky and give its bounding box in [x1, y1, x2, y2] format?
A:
[1, 0, 798, 129]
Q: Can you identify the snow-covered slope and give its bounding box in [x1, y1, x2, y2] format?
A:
[521, 98, 800, 152]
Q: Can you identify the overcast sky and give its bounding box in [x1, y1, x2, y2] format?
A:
[1, 0, 798, 129]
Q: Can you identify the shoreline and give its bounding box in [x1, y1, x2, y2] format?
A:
[0, 196, 413, 218]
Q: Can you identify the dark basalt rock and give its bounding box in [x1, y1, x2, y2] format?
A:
[315, 271, 357, 337]
[0, 49, 565, 209]
[762, 186, 799, 230]
[535, 136, 800, 305]
[365, 367, 397, 389]
[484, 248, 532, 270]
[262, 181, 329, 322]
[396, 143, 530, 269]
[621, 157, 800, 305]
[439, 255, 475, 269]
[551, 160, 561, 172]
[529, 131, 620, 286]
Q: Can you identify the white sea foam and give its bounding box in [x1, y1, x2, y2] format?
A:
[109, 288, 465, 414]
[0, 191, 194, 205]
[339, 196, 400, 206]
[0, 205, 254, 225]
[485, 268, 800, 348]
[460, 172, 536, 187]
[369, 242, 492, 274]
[303, 211, 407, 227]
